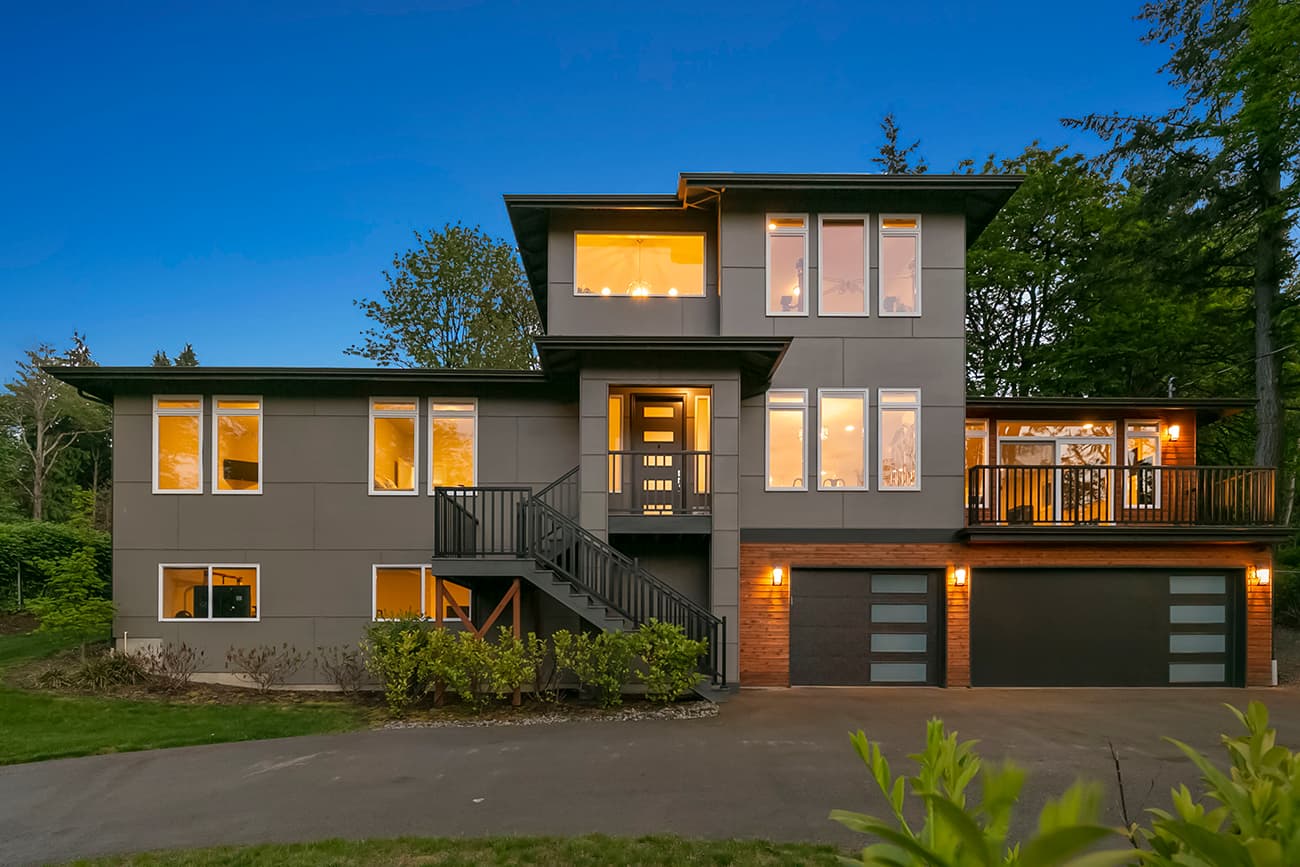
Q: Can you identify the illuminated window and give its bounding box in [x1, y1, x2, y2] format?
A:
[880, 215, 920, 316]
[160, 565, 258, 620]
[767, 215, 808, 315]
[879, 389, 921, 490]
[429, 400, 476, 491]
[213, 397, 261, 494]
[694, 394, 711, 494]
[370, 399, 418, 494]
[818, 390, 867, 490]
[153, 397, 202, 493]
[574, 233, 705, 297]
[373, 565, 471, 622]
[1125, 420, 1161, 508]
[965, 420, 989, 506]
[819, 217, 867, 316]
[766, 390, 807, 490]
[608, 394, 623, 494]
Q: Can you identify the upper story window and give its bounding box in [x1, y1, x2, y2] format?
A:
[879, 389, 921, 490]
[818, 217, 868, 316]
[1125, 420, 1161, 508]
[574, 232, 705, 297]
[429, 400, 476, 491]
[766, 215, 808, 316]
[213, 397, 262, 494]
[879, 216, 921, 316]
[370, 398, 418, 495]
[965, 420, 989, 506]
[818, 389, 867, 489]
[153, 397, 202, 493]
[766, 389, 808, 490]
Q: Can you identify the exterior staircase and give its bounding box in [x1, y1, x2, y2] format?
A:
[431, 468, 726, 685]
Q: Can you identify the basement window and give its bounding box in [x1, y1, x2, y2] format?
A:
[160, 565, 259, 621]
[373, 566, 472, 622]
[370, 398, 418, 494]
[153, 397, 202, 493]
[213, 397, 262, 494]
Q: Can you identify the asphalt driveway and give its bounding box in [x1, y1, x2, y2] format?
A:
[5, 686, 1300, 865]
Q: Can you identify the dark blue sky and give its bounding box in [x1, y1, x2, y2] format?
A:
[1, 1, 1175, 367]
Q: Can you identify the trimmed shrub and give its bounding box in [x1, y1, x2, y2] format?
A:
[632, 619, 707, 702]
[363, 618, 436, 713]
[553, 628, 636, 708]
[136, 642, 204, 693]
[225, 643, 307, 692]
[525, 631, 561, 703]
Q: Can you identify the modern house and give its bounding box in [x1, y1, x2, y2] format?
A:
[53, 172, 1284, 690]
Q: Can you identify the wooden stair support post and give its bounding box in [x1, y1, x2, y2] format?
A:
[435, 576, 522, 707]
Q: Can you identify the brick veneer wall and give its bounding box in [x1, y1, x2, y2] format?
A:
[740, 541, 1273, 688]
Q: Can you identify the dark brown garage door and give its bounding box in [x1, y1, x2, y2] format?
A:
[790, 569, 941, 685]
[971, 569, 1243, 687]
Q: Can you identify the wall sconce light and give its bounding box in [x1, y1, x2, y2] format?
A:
[953, 567, 968, 587]
[1167, 424, 1181, 441]
[772, 566, 784, 586]
[1254, 566, 1271, 586]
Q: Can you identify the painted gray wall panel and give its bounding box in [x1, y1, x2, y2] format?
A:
[268, 415, 368, 484]
[114, 413, 151, 483]
[114, 482, 180, 549]
[179, 485, 317, 550]
[610, 536, 709, 608]
[909, 267, 966, 338]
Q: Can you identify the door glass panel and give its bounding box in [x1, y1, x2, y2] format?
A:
[998, 442, 1055, 523]
[643, 430, 674, 443]
[871, 633, 927, 653]
[1169, 663, 1226, 683]
[1170, 634, 1226, 654]
[871, 574, 927, 594]
[643, 406, 674, 418]
[870, 662, 927, 682]
[1169, 575, 1225, 595]
[1170, 605, 1226, 624]
[871, 604, 928, 623]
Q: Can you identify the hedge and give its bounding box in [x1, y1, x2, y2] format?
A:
[0, 521, 112, 612]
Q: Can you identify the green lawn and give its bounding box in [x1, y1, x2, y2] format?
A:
[0, 630, 369, 766]
[67, 835, 845, 866]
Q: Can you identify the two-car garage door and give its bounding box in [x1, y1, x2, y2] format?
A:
[971, 569, 1244, 687]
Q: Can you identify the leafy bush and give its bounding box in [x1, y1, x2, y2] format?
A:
[0, 521, 111, 613]
[488, 628, 537, 701]
[38, 651, 147, 691]
[225, 643, 307, 692]
[315, 645, 366, 696]
[135, 642, 204, 693]
[28, 546, 114, 662]
[526, 631, 561, 702]
[363, 618, 436, 713]
[553, 628, 636, 708]
[632, 619, 707, 702]
[831, 718, 1128, 866]
[435, 630, 498, 712]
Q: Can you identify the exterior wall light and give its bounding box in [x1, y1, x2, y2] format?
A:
[1167, 424, 1181, 441]
[1254, 566, 1271, 586]
[772, 566, 784, 586]
[953, 566, 968, 586]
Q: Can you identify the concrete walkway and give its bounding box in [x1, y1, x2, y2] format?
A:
[4, 687, 1300, 865]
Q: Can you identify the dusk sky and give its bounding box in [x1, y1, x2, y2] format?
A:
[2, 1, 1178, 368]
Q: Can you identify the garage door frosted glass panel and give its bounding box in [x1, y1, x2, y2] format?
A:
[1170, 663, 1226, 683]
[871, 604, 928, 623]
[1170, 634, 1226, 654]
[1169, 575, 1226, 595]
[871, 575, 928, 594]
[871, 663, 927, 682]
[871, 633, 928, 653]
[1170, 605, 1226, 624]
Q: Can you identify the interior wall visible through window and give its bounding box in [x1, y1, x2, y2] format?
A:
[430, 400, 476, 491]
[574, 233, 705, 297]
[372, 565, 471, 622]
[879, 216, 920, 316]
[213, 397, 261, 493]
[371, 399, 418, 494]
[879, 389, 921, 490]
[818, 390, 867, 489]
[766, 390, 808, 489]
[160, 565, 258, 620]
[819, 217, 867, 316]
[767, 216, 808, 315]
[154, 397, 202, 493]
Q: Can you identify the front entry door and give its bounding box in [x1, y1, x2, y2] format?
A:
[630, 396, 684, 514]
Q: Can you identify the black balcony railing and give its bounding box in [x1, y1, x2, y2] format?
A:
[966, 464, 1276, 528]
[607, 450, 711, 516]
[433, 486, 532, 556]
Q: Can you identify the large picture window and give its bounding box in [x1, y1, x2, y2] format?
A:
[160, 564, 258, 621]
[818, 389, 867, 490]
[879, 215, 921, 316]
[766, 390, 808, 490]
[370, 398, 418, 494]
[766, 215, 808, 315]
[429, 400, 476, 491]
[818, 216, 868, 316]
[879, 389, 921, 490]
[213, 397, 262, 494]
[373, 565, 472, 622]
[574, 233, 705, 297]
[153, 396, 202, 493]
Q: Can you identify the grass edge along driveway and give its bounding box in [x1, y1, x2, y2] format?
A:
[0, 631, 368, 766]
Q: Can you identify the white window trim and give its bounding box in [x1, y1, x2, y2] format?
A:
[158, 563, 261, 622]
[369, 397, 420, 496]
[1124, 419, 1163, 509]
[428, 399, 478, 494]
[152, 395, 204, 494]
[371, 565, 470, 622]
[211, 395, 263, 495]
[572, 230, 708, 298]
[765, 213, 809, 317]
[817, 215, 870, 317]
[817, 388, 869, 491]
[765, 388, 809, 491]
[878, 214, 922, 318]
[878, 388, 922, 491]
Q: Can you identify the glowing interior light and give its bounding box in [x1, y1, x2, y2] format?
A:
[845, 425, 856, 432]
[768, 222, 777, 231]
[668, 287, 678, 297]
[600, 287, 611, 296]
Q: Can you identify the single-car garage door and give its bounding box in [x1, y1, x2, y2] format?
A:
[971, 568, 1243, 687]
[790, 569, 941, 685]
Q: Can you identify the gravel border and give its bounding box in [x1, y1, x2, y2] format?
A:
[384, 701, 719, 728]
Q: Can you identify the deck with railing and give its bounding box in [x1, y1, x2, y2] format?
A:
[607, 450, 711, 516]
[966, 464, 1277, 529]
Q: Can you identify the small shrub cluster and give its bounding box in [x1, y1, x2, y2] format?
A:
[136, 642, 205, 693]
[315, 645, 366, 696]
[225, 643, 307, 692]
[38, 651, 148, 691]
